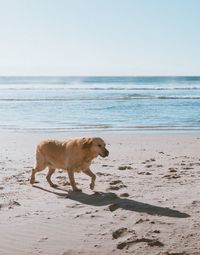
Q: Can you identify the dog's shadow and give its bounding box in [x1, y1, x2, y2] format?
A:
[33, 185, 190, 218]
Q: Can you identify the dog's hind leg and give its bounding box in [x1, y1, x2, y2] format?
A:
[30, 165, 47, 185]
[46, 168, 57, 188]
[30, 150, 47, 185]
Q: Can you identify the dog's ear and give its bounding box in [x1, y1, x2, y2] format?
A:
[82, 137, 93, 149]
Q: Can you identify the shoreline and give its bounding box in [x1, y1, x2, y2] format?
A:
[0, 132, 200, 254]
[1, 127, 200, 135]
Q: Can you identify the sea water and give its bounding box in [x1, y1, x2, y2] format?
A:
[0, 76, 200, 132]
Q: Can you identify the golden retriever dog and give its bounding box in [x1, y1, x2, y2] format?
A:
[30, 137, 109, 191]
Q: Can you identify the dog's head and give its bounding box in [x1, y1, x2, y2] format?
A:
[82, 137, 109, 158]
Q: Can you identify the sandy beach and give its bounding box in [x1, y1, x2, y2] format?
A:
[0, 131, 200, 255]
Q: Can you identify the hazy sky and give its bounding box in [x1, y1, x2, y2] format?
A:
[0, 0, 200, 76]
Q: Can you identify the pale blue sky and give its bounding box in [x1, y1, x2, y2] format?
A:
[0, 0, 200, 76]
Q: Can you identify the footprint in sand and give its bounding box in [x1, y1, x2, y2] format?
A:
[137, 171, 152, 175]
[182, 167, 194, 170]
[135, 218, 150, 224]
[163, 174, 181, 180]
[118, 166, 133, 170]
[117, 237, 164, 250]
[102, 164, 114, 167]
[38, 237, 48, 242]
[7, 201, 21, 209]
[110, 180, 123, 185]
[169, 167, 178, 173]
[145, 165, 153, 168]
[96, 172, 112, 176]
[108, 180, 127, 191]
[112, 227, 135, 239]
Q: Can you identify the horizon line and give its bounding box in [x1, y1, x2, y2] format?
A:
[0, 75, 200, 78]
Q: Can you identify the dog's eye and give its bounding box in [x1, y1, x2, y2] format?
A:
[98, 144, 102, 147]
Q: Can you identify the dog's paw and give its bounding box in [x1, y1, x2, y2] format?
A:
[90, 183, 95, 190]
[30, 179, 39, 185]
[30, 178, 35, 184]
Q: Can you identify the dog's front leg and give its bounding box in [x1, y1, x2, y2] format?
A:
[83, 168, 96, 190]
[67, 170, 82, 192]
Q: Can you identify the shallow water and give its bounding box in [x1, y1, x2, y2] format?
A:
[0, 76, 200, 132]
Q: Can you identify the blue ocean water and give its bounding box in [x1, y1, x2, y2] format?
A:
[0, 76, 200, 132]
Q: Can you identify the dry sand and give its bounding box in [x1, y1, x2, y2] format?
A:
[0, 131, 200, 255]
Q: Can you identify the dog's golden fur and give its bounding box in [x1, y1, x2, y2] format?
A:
[30, 137, 109, 191]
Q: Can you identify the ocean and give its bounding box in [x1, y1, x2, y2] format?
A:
[0, 76, 200, 132]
